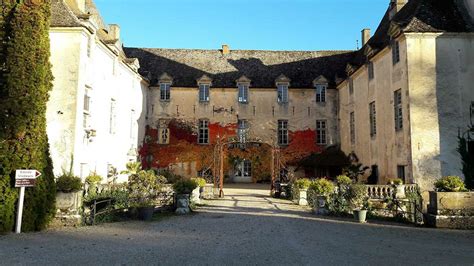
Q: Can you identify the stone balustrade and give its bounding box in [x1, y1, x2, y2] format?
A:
[366, 184, 418, 199]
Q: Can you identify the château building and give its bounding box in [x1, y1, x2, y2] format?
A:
[48, 0, 474, 192]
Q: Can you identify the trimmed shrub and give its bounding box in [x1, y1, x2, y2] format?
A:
[336, 175, 352, 186]
[0, 1, 56, 232]
[191, 177, 207, 188]
[56, 174, 82, 193]
[309, 179, 336, 196]
[347, 184, 368, 210]
[434, 176, 467, 192]
[293, 178, 312, 190]
[173, 179, 198, 194]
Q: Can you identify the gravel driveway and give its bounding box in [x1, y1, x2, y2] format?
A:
[1, 184, 473, 265]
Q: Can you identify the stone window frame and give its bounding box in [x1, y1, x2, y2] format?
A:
[83, 87, 92, 129]
[369, 101, 377, 137]
[109, 98, 117, 135]
[392, 41, 400, 65]
[198, 119, 210, 145]
[368, 61, 375, 80]
[313, 76, 328, 103]
[236, 76, 251, 104]
[275, 74, 290, 104]
[157, 119, 170, 145]
[197, 75, 212, 103]
[350, 111, 356, 145]
[158, 73, 173, 102]
[316, 120, 327, 145]
[277, 119, 289, 146]
[394, 89, 403, 131]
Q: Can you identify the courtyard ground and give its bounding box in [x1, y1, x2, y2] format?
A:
[0, 184, 473, 265]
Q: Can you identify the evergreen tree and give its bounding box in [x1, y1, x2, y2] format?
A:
[0, 0, 56, 233]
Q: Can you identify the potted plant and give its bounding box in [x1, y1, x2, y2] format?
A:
[348, 183, 369, 223]
[388, 178, 405, 199]
[190, 177, 206, 204]
[309, 178, 335, 215]
[173, 179, 198, 214]
[427, 176, 473, 229]
[125, 162, 163, 221]
[293, 178, 312, 205]
[55, 172, 83, 222]
[85, 172, 102, 197]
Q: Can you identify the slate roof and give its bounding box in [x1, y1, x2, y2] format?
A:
[123, 48, 355, 88]
[348, 0, 474, 69]
[50, 0, 82, 27]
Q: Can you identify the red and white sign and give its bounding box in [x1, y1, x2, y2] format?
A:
[15, 170, 41, 187]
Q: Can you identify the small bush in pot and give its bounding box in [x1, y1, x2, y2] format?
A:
[191, 177, 207, 202]
[173, 179, 198, 214]
[294, 178, 311, 190]
[309, 179, 335, 215]
[348, 183, 369, 223]
[85, 172, 103, 197]
[56, 174, 82, 193]
[434, 176, 467, 192]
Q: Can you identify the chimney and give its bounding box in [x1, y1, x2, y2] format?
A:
[109, 24, 120, 41]
[222, 44, 230, 55]
[389, 0, 408, 19]
[361, 28, 371, 46]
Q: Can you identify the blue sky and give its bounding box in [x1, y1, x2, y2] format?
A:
[94, 0, 388, 51]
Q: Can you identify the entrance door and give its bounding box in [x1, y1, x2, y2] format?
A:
[234, 159, 252, 183]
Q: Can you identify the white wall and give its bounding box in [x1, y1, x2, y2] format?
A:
[48, 27, 147, 183]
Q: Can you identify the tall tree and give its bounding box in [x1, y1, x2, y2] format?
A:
[0, 0, 56, 232]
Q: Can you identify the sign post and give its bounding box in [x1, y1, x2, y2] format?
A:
[15, 169, 41, 234]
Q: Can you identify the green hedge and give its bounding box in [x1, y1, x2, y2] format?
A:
[0, 0, 56, 233]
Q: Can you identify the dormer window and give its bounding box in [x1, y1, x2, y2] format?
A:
[275, 74, 290, 104]
[236, 75, 251, 104]
[160, 83, 171, 101]
[158, 73, 173, 102]
[199, 84, 210, 102]
[197, 75, 212, 102]
[313, 76, 328, 103]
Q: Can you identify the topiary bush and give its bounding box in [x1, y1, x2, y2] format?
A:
[309, 179, 336, 196]
[56, 174, 83, 193]
[173, 179, 198, 194]
[191, 177, 206, 188]
[293, 178, 312, 190]
[434, 176, 467, 192]
[0, 0, 56, 232]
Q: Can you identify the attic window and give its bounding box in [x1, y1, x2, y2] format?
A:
[315, 84, 327, 103]
[199, 84, 210, 102]
[238, 83, 249, 103]
[159, 83, 171, 101]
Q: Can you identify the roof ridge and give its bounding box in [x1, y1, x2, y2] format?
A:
[127, 47, 354, 53]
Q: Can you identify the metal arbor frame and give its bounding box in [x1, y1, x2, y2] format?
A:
[211, 135, 286, 198]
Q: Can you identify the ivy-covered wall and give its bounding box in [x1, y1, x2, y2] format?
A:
[0, 0, 56, 233]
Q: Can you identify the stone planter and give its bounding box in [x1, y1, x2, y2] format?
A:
[191, 187, 201, 204]
[427, 191, 474, 229]
[313, 195, 328, 215]
[175, 194, 191, 215]
[353, 209, 368, 223]
[298, 189, 308, 206]
[55, 191, 83, 226]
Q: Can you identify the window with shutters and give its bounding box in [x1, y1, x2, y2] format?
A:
[392, 41, 400, 65]
[157, 119, 169, 144]
[277, 120, 289, 145]
[350, 112, 355, 145]
[369, 101, 377, 137]
[394, 89, 403, 131]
